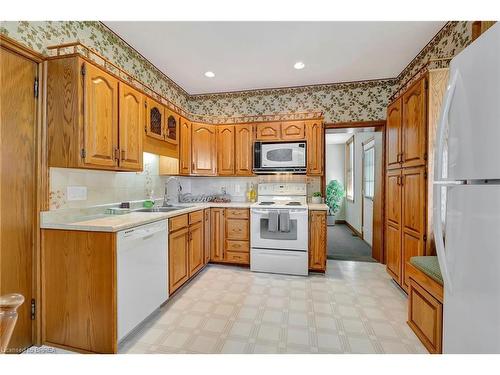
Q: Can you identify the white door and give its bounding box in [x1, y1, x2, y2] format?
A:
[362, 140, 375, 246]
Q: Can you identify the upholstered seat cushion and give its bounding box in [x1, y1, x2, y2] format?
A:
[410, 256, 443, 285]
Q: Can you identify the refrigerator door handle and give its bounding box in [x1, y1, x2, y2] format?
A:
[433, 70, 459, 292]
[435, 70, 458, 182]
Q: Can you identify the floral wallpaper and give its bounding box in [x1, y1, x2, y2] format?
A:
[0, 20, 473, 124]
[0, 21, 190, 109]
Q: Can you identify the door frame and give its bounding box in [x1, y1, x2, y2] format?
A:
[323, 120, 386, 264]
[361, 137, 376, 244]
[0, 35, 48, 347]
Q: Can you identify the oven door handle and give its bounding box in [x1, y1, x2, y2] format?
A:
[251, 209, 308, 216]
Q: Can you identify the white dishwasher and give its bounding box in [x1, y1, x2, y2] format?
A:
[117, 219, 168, 342]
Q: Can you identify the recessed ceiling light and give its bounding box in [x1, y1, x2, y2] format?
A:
[204, 71, 215, 78]
[294, 62, 305, 70]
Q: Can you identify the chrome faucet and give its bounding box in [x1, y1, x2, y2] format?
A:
[163, 177, 182, 207]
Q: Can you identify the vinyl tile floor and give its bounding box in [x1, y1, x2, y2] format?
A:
[117, 260, 427, 354]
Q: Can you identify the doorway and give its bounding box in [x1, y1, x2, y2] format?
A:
[323, 123, 385, 263]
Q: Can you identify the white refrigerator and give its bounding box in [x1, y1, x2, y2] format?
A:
[434, 22, 500, 353]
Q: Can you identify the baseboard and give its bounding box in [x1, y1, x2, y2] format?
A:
[345, 221, 363, 238]
[335, 219, 346, 224]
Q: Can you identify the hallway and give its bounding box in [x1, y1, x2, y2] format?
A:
[327, 224, 376, 263]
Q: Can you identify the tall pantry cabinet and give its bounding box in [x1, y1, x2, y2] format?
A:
[384, 69, 449, 291]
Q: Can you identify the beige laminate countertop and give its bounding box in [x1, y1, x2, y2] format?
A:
[41, 202, 329, 233]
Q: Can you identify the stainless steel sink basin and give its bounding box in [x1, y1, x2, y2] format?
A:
[135, 206, 188, 213]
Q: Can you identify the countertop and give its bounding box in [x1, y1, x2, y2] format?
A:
[41, 201, 329, 232]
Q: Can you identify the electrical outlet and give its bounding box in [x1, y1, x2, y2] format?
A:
[67, 186, 87, 201]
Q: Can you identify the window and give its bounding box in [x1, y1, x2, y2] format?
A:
[345, 136, 354, 201]
[363, 144, 375, 200]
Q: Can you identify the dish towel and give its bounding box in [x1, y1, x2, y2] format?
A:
[268, 210, 279, 232]
[279, 210, 290, 232]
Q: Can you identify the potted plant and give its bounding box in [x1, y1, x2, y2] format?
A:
[325, 180, 345, 225]
[311, 192, 323, 204]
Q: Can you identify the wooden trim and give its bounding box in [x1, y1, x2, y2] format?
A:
[405, 262, 443, 303]
[0, 35, 48, 348]
[345, 135, 354, 202]
[325, 120, 386, 129]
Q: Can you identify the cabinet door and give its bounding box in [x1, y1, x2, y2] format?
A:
[204, 209, 211, 264]
[306, 120, 324, 175]
[235, 124, 254, 176]
[169, 228, 189, 294]
[210, 208, 225, 261]
[145, 97, 164, 141]
[386, 97, 402, 170]
[402, 78, 427, 168]
[188, 222, 204, 277]
[401, 166, 427, 291]
[385, 169, 402, 283]
[256, 122, 281, 140]
[308, 210, 326, 272]
[281, 121, 306, 140]
[179, 117, 191, 175]
[164, 108, 179, 145]
[83, 62, 119, 168]
[118, 83, 143, 171]
[192, 122, 217, 175]
[217, 125, 235, 175]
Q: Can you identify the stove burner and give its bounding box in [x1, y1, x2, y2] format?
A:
[286, 201, 302, 206]
[259, 201, 275, 205]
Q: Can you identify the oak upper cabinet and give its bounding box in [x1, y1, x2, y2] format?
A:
[188, 217, 204, 277]
[83, 62, 120, 168]
[256, 122, 281, 140]
[386, 97, 403, 170]
[306, 120, 324, 175]
[402, 78, 427, 168]
[385, 169, 403, 283]
[118, 83, 143, 171]
[210, 208, 225, 262]
[191, 122, 217, 175]
[203, 209, 211, 264]
[217, 125, 235, 175]
[234, 124, 254, 176]
[309, 210, 327, 272]
[145, 97, 165, 141]
[164, 108, 179, 145]
[281, 121, 306, 140]
[401, 166, 427, 291]
[179, 117, 192, 175]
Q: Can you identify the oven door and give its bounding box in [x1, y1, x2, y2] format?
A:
[260, 142, 306, 169]
[250, 208, 308, 251]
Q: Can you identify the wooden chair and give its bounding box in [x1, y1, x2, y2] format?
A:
[0, 294, 24, 354]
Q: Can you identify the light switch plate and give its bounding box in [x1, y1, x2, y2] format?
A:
[67, 186, 87, 201]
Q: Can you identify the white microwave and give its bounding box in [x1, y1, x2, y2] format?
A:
[253, 141, 306, 174]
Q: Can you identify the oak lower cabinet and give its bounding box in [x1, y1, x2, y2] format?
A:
[210, 208, 250, 265]
[42, 229, 117, 353]
[169, 211, 206, 294]
[47, 56, 143, 172]
[309, 210, 327, 272]
[203, 209, 211, 264]
[385, 169, 403, 283]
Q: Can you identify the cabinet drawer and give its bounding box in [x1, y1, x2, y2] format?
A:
[189, 210, 204, 224]
[169, 214, 188, 232]
[226, 219, 249, 240]
[225, 208, 249, 219]
[225, 251, 250, 264]
[226, 240, 249, 253]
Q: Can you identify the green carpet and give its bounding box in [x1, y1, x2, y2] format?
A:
[327, 224, 376, 262]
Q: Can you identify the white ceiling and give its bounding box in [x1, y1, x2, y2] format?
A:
[104, 21, 446, 95]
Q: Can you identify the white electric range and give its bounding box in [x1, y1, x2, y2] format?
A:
[250, 183, 309, 276]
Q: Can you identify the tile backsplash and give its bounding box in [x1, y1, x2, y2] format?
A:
[49, 153, 321, 210]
